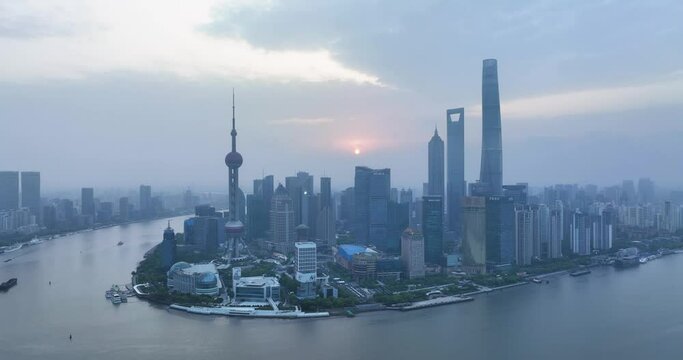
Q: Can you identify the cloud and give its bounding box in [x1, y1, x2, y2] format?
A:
[468, 75, 683, 120]
[269, 117, 335, 125]
[0, 0, 382, 85]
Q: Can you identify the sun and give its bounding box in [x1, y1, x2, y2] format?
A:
[354, 148, 361, 155]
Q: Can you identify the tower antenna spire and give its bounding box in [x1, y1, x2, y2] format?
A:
[231, 89, 237, 152]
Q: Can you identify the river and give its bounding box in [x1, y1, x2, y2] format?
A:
[2, 216, 683, 360]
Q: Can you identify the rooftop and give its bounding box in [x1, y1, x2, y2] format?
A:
[338, 244, 378, 261]
[234, 276, 280, 288]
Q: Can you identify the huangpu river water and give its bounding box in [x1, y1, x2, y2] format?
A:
[2, 216, 683, 360]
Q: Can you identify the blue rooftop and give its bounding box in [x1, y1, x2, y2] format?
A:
[338, 245, 377, 261]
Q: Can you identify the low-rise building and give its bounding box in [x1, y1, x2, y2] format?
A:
[232, 271, 281, 304]
[166, 262, 221, 297]
[336, 244, 379, 281]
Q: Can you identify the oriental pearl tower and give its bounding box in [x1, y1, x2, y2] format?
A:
[225, 90, 244, 259]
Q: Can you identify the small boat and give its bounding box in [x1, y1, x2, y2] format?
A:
[570, 269, 591, 277]
[117, 241, 124, 246]
[111, 294, 122, 304]
[0, 278, 18, 291]
[639, 257, 648, 264]
[531, 278, 542, 284]
[345, 310, 355, 318]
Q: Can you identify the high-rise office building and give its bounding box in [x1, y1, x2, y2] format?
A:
[621, 180, 637, 205]
[549, 200, 564, 258]
[462, 197, 487, 274]
[422, 195, 443, 265]
[446, 108, 465, 238]
[294, 241, 317, 299]
[20, 171, 40, 221]
[485, 196, 515, 266]
[42, 205, 57, 230]
[184, 215, 223, 254]
[0, 171, 19, 211]
[479, 58, 503, 196]
[285, 172, 313, 227]
[387, 200, 409, 254]
[139, 185, 152, 217]
[537, 204, 551, 258]
[428, 128, 445, 199]
[263, 175, 274, 217]
[570, 210, 590, 255]
[247, 193, 268, 241]
[271, 184, 296, 253]
[339, 187, 355, 230]
[515, 206, 534, 266]
[400, 228, 425, 279]
[354, 166, 390, 252]
[638, 178, 655, 204]
[81, 187, 95, 218]
[317, 177, 336, 247]
[119, 197, 129, 222]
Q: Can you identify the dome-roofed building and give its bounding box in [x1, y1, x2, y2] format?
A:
[166, 262, 221, 297]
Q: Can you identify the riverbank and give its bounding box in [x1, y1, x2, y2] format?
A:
[169, 304, 330, 319]
[0, 212, 191, 248]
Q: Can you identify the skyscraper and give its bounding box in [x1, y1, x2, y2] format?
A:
[354, 166, 390, 252]
[317, 177, 336, 246]
[271, 184, 296, 253]
[485, 196, 515, 266]
[119, 197, 130, 222]
[422, 195, 443, 264]
[514, 206, 534, 265]
[20, 171, 40, 221]
[263, 175, 275, 218]
[400, 228, 425, 279]
[81, 187, 95, 218]
[638, 178, 655, 204]
[480, 59, 503, 196]
[462, 197, 487, 274]
[224, 91, 245, 258]
[139, 185, 152, 217]
[446, 108, 465, 238]
[285, 172, 313, 226]
[428, 127, 444, 199]
[549, 200, 564, 258]
[0, 171, 19, 211]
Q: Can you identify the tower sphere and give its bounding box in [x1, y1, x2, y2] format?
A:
[225, 151, 243, 168]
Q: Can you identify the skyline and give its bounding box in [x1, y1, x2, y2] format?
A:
[2, 1, 683, 191]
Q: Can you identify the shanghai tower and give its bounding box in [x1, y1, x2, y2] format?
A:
[479, 59, 503, 195]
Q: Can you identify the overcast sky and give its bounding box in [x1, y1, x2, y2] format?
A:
[1, 0, 682, 193]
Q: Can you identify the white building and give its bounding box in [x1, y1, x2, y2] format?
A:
[232, 273, 281, 304]
[166, 262, 221, 297]
[295, 241, 317, 299]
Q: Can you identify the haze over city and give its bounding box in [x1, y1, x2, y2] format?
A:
[2, 0, 683, 192]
